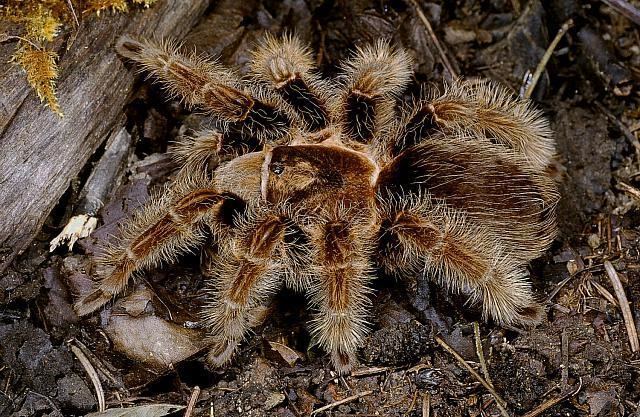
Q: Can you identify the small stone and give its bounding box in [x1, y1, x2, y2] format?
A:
[264, 392, 286, 410]
[566, 260, 579, 275]
[587, 233, 601, 249]
[444, 26, 476, 45]
[56, 373, 97, 413]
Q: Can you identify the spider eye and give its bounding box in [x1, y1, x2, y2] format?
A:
[270, 163, 285, 175]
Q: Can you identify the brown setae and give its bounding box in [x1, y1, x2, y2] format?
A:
[75, 34, 559, 374]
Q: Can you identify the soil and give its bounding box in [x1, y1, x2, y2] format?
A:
[1, 0, 640, 416]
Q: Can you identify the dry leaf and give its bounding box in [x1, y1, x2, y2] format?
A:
[105, 315, 206, 370]
[84, 404, 185, 417]
[267, 341, 304, 366]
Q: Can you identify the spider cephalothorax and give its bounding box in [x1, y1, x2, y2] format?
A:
[75, 34, 559, 373]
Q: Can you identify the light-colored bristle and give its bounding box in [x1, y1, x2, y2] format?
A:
[379, 134, 558, 263]
[249, 33, 337, 134]
[340, 39, 412, 96]
[335, 39, 410, 146]
[402, 79, 555, 171]
[201, 206, 291, 367]
[249, 33, 315, 85]
[74, 174, 222, 316]
[472, 80, 555, 171]
[115, 35, 258, 123]
[304, 205, 375, 374]
[80, 32, 559, 374]
[117, 35, 237, 100]
[377, 192, 543, 327]
[169, 130, 223, 171]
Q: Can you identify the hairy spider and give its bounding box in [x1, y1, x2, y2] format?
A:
[75, 34, 559, 374]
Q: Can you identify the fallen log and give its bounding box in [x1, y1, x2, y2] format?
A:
[0, 0, 211, 272]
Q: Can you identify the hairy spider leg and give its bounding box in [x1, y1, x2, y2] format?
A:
[377, 140, 558, 263]
[250, 34, 334, 135]
[201, 210, 290, 366]
[74, 182, 231, 316]
[376, 195, 543, 327]
[116, 36, 291, 142]
[390, 80, 554, 170]
[170, 129, 262, 178]
[307, 207, 374, 374]
[337, 40, 412, 145]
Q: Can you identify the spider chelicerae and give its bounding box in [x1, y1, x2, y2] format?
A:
[75, 34, 559, 374]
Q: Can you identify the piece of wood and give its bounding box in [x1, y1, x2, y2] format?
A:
[600, 0, 640, 26]
[0, 0, 211, 272]
[603, 261, 640, 353]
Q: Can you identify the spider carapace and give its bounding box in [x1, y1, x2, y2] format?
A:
[75, 34, 559, 374]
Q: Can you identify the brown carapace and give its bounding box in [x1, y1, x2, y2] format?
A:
[75, 34, 559, 374]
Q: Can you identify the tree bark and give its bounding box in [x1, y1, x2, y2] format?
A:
[0, 0, 211, 272]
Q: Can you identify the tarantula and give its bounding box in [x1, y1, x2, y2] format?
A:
[75, 34, 559, 374]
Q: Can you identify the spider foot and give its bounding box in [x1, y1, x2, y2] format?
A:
[330, 350, 358, 375]
[510, 302, 545, 328]
[74, 289, 113, 317]
[206, 338, 240, 367]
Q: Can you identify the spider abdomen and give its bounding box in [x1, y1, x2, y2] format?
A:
[376, 139, 558, 261]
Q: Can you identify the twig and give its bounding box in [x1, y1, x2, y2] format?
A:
[283, 389, 302, 417]
[546, 255, 598, 303]
[510, 0, 521, 14]
[607, 216, 613, 255]
[624, 399, 640, 412]
[594, 101, 640, 155]
[3, 368, 12, 396]
[604, 261, 640, 352]
[350, 366, 392, 377]
[618, 182, 640, 202]
[185, 386, 201, 417]
[404, 390, 419, 416]
[310, 390, 374, 415]
[522, 378, 583, 417]
[600, 0, 640, 25]
[560, 329, 569, 389]
[66, 0, 80, 27]
[72, 339, 123, 389]
[407, 363, 430, 373]
[435, 335, 510, 417]
[473, 322, 494, 389]
[422, 392, 431, 417]
[591, 280, 619, 307]
[551, 303, 571, 314]
[0, 34, 42, 50]
[64, 0, 81, 50]
[339, 375, 351, 391]
[545, 276, 572, 303]
[523, 19, 573, 99]
[315, 21, 326, 66]
[406, 0, 459, 80]
[70, 343, 105, 412]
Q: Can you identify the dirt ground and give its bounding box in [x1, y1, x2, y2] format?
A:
[1, 0, 640, 416]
